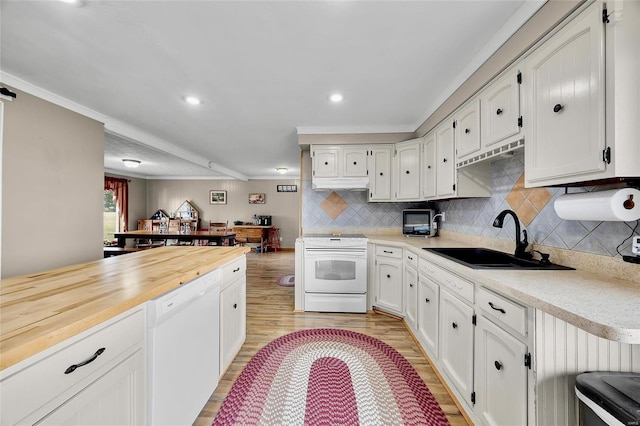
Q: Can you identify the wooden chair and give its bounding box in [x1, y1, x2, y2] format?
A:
[208, 222, 228, 245]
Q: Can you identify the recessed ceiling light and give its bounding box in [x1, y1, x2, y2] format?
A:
[182, 95, 202, 105]
[122, 159, 141, 168]
[276, 167, 288, 174]
[329, 93, 344, 103]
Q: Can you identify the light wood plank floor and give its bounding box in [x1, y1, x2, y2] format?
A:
[194, 251, 468, 426]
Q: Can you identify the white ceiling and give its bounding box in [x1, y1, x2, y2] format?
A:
[0, 0, 543, 180]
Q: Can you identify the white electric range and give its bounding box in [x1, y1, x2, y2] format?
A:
[302, 234, 368, 313]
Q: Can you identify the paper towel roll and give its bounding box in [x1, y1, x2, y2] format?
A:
[554, 188, 640, 221]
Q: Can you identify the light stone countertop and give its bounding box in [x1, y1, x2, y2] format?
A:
[360, 232, 640, 344]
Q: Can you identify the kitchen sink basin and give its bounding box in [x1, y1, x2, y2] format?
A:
[423, 247, 574, 270]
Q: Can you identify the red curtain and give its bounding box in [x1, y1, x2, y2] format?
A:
[104, 176, 129, 232]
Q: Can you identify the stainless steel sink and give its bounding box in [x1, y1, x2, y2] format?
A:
[423, 247, 574, 270]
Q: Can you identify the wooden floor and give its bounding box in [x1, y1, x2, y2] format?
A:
[194, 251, 468, 426]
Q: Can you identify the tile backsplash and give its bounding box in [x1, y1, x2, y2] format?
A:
[301, 152, 638, 258]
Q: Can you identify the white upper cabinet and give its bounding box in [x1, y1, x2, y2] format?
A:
[368, 146, 393, 201]
[524, 1, 606, 186]
[312, 147, 340, 178]
[481, 64, 522, 148]
[395, 138, 422, 200]
[342, 146, 368, 177]
[421, 132, 437, 199]
[435, 121, 456, 198]
[455, 99, 481, 159]
[311, 145, 368, 179]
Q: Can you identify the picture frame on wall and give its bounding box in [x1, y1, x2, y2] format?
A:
[248, 193, 266, 204]
[209, 190, 227, 205]
[277, 185, 297, 192]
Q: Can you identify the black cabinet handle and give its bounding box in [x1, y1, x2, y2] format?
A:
[443, 158, 448, 163]
[465, 128, 470, 134]
[408, 256, 414, 260]
[383, 250, 393, 254]
[425, 298, 430, 303]
[233, 303, 238, 309]
[495, 360, 503, 371]
[386, 274, 391, 279]
[65, 348, 106, 374]
[553, 103, 564, 113]
[233, 267, 240, 273]
[488, 302, 506, 314]
[405, 170, 410, 174]
[452, 322, 458, 329]
[496, 108, 503, 115]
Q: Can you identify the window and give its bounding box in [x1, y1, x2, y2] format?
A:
[104, 190, 117, 242]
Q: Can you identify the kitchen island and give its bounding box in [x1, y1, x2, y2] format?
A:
[0, 245, 249, 425]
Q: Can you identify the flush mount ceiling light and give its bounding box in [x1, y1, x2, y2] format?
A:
[122, 159, 141, 168]
[59, 0, 86, 7]
[329, 93, 344, 103]
[182, 95, 202, 105]
[276, 167, 288, 174]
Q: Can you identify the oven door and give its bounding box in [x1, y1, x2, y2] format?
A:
[304, 250, 367, 293]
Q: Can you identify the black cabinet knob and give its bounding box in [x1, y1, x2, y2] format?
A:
[405, 170, 410, 174]
[495, 360, 503, 371]
[427, 165, 431, 169]
[443, 158, 448, 163]
[386, 274, 391, 279]
[353, 161, 357, 165]
[324, 161, 328, 165]
[379, 172, 383, 176]
[465, 128, 470, 134]
[425, 298, 430, 303]
[409, 283, 414, 287]
[553, 103, 564, 113]
[496, 108, 503, 115]
[233, 303, 238, 309]
[452, 322, 458, 329]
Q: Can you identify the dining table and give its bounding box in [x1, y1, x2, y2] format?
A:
[114, 230, 236, 248]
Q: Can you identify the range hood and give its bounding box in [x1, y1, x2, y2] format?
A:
[312, 177, 370, 191]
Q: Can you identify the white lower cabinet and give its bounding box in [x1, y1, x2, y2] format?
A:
[373, 245, 404, 315]
[0, 308, 146, 426]
[474, 315, 528, 426]
[404, 264, 418, 328]
[417, 274, 439, 357]
[219, 256, 247, 377]
[37, 349, 145, 425]
[440, 289, 475, 406]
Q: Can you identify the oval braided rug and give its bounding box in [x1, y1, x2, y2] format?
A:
[213, 328, 450, 425]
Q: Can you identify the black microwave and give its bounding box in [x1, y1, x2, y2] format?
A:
[402, 209, 436, 237]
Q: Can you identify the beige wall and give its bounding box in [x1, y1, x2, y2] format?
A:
[1, 87, 104, 278]
[145, 178, 300, 248]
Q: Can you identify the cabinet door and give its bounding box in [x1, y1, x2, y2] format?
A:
[440, 289, 474, 406]
[368, 147, 392, 201]
[404, 266, 418, 328]
[436, 122, 456, 198]
[395, 140, 421, 200]
[312, 147, 340, 178]
[342, 147, 368, 177]
[474, 316, 528, 426]
[455, 99, 481, 159]
[36, 349, 145, 426]
[375, 258, 403, 314]
[421, 132, 437, 199]
[482, 65, 522, 148]
[418, 275, 439, 357]
[220, 277, 246, 376]
[524, 3, 605, 186]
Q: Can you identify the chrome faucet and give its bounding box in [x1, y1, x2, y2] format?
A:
[492, 209, 532, 259]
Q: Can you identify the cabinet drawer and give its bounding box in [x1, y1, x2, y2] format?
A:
[376, 245, 402, 259]
[0, 308, 144, 425]
[419, 259, 473, 303]
[404, 249, 419, 269]
[477, 287, 527, 337]
[221, 256, 246, 289]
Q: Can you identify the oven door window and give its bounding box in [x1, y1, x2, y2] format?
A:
[315, 260, 356, 281]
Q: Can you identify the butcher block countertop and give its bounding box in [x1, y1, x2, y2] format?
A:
[0, 246, 250, 371]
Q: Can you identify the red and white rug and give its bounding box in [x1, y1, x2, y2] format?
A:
[275, 274, 295, 287]
[213, 329, 450, 425]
